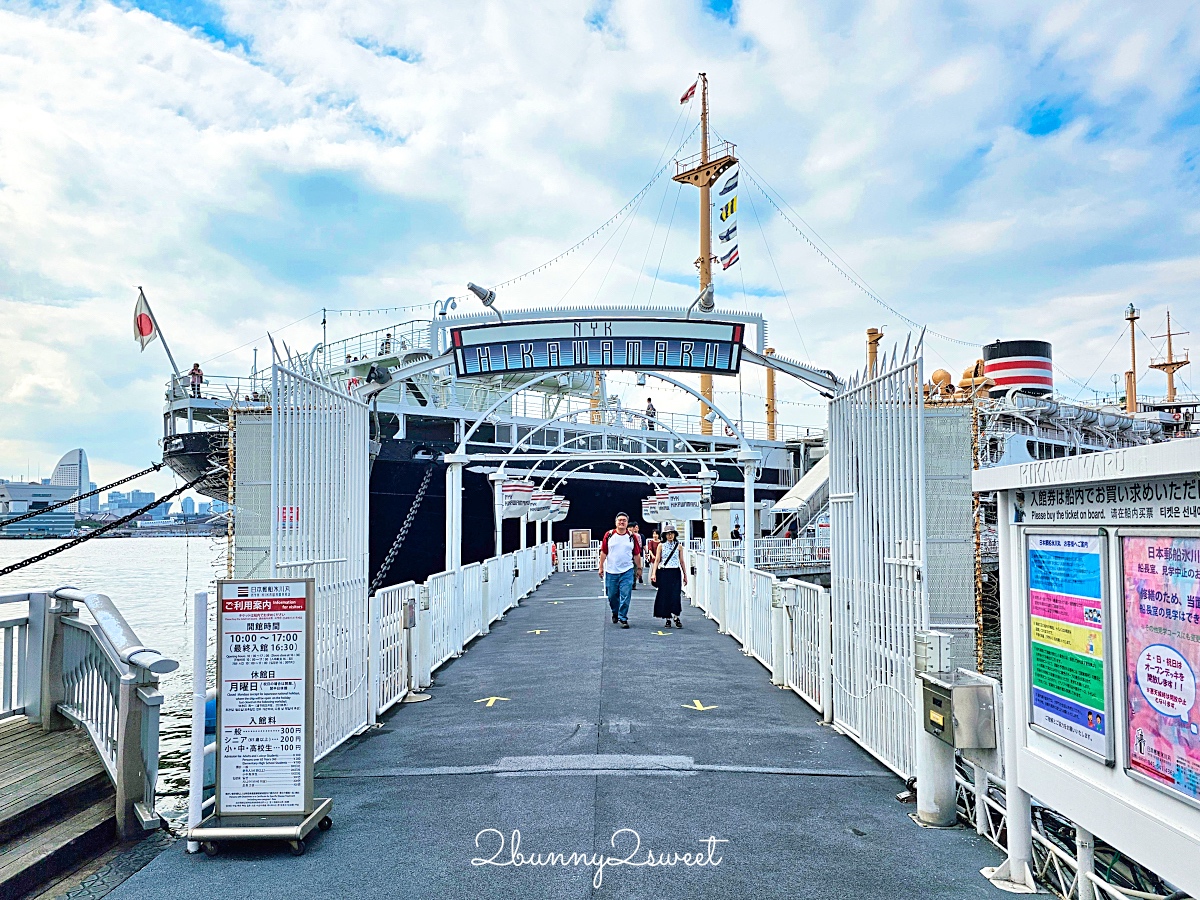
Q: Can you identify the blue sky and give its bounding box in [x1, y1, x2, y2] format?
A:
[2, 0, 1200, 494]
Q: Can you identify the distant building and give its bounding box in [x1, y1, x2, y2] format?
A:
[83, 482, 99, 515]
[50, 449, 89, 517]
[181, 497, 195, 516]
[211, 500, 229, 514]
[198, 501, 212, 515]
[0, 483, 75, 536]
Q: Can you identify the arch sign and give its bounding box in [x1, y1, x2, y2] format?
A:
[449, 317, 744, 377]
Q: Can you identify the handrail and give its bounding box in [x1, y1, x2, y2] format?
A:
[52, 588, 179, 675]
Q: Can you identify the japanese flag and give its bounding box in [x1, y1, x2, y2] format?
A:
[134, 288, 158, 351]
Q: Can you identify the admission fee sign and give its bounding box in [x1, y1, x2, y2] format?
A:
[216, 579, 315, 816]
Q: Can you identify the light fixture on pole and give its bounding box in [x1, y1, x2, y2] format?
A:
[434, 296, 458, 317]
[467, 282, 503, 323]
[685, 283, 715, 319]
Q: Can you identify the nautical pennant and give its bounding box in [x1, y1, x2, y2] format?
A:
[719, 223, 737, 243]
[680, 80, 697, 104]
[719, 171, 738, 195]
[720, 246, 739, 270]
[719, 196, 737, 222]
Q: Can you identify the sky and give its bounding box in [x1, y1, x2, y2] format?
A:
[2, 0, 1200, 499]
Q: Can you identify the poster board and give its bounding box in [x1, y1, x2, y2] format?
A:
[216, 578, 315, 816]
[1026, 532, 1113, 762]
[1120, 533, 1200, 810]
[570, 528, 592, 549]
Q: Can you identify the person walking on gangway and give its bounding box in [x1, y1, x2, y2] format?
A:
[651, 525, 686, 629]
[599, 512, 641, 629]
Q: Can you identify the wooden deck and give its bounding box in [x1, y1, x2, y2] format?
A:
[0, 716, 116, 898]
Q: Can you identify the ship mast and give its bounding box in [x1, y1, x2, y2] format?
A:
[1150, 310, 1190, 403]
[674, 74, 737, 436]
[1125, 303, 1139, 414]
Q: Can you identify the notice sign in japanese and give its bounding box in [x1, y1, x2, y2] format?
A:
[1122, 535, 1200, 806]
[1027, 534, 1110, 759]
[217, 580, 312, 816]
[1016, 475, 1200, 526]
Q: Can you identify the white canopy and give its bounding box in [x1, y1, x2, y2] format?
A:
[770, 455, 829, 513]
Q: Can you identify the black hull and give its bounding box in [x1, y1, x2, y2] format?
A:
[368, 437, 786, 586]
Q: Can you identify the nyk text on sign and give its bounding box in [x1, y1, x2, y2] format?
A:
[449, 318, 744, 377]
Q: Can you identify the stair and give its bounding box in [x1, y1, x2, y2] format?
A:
[0, 717, 117, 899]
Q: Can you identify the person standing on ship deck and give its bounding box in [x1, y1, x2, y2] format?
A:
[651, 526, 686, 629]
[188, 363, 204, 398]
[599, 513, 640, 628]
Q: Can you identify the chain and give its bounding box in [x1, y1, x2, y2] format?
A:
[0, 469, 217, 581]
[0, 462, 165, 528]
[369, 461, 436, 593]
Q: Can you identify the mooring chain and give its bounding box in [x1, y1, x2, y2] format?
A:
[370, 460, 436, 593]
[0, 462, 165, 529]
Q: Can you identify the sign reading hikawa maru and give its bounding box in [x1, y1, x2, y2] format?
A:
[449, 318, 744, 378]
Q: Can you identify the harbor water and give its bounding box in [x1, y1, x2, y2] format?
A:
[0, 536, 221, 819]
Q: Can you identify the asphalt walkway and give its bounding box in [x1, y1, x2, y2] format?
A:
[111, 572, 1005, 899]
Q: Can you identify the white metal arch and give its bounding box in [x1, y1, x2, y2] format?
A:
[509, 431, 689, 486]
[495, 407, 702, 480]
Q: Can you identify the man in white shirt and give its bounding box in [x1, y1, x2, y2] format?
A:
[598, 512, 641, 628]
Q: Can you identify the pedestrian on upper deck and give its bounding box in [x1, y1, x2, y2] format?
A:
[646, 398, 657, 430]
[188, 363, 204, 398]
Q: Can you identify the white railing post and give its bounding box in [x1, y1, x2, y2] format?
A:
[368, 590, 381, 724]
[114, 673, 146, 839]
[38, 592, 73, 732]
[419, 585, 433, 689]
[481, 564, 492, 635]
[770, 581, 787, 686]
[818, 584, 833, 724]
[716, 561, 728, 634]
[187, 591, 207, 853]
[22, 592, 47, 721]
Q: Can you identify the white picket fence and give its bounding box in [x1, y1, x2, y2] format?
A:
[369, 544, 554, 718]
[687, 553, 833, 723]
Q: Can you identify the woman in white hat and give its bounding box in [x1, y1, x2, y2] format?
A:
[651, 525, 687, 629]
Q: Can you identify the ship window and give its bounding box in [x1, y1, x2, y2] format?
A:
[606, 435, 619, 451]
[544, 429, 560, 448]
[563, 430, 582, 450]
[517, 425, 532, 446]
[472, 422, 496, 444]
[589, 434, 603, 451]
[495, 424, 512, 445]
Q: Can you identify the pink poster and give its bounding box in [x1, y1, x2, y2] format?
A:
[1122, 536, 1200, 805]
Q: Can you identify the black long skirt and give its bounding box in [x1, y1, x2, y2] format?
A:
[653, 568, 683, 617]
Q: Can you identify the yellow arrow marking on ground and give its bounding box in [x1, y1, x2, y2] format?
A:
[652, 630, 674, 636]
[474, 697, 510, 707]
[527, 629, 550, 634]
[682, 699, 717, 711]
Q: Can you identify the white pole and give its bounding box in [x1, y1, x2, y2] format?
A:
[989, 489, 1036, 890]
[444, 454, 466, 570]
[520, 513, 527, 550]
[737, 447, 759, 626]
[1076, 826, 1096, 900]
[187, 590, 207, 853]
[491, 473, 504, 558]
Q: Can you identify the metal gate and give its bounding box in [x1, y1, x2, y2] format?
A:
[828, 350, 926, 778]
[271, 365, 370, 760]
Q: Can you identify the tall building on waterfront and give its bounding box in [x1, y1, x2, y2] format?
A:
[50, 449, 89, 516]
[181, 496, 195, 515]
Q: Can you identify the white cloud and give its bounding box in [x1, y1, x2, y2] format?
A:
[2, 0, 1200, 489]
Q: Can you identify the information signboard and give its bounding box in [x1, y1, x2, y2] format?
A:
[1026, 533, 1112, 761]
[216, 579, 314, 816]
[449, 318, 744, 378]
[1121, 534, 1200, 808]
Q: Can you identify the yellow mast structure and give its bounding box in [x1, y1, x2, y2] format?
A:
[1150, 310, 1190, 403]
[1125, 303, 1140, 414]
[673, 74, 736, 435]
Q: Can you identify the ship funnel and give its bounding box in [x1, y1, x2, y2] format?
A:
[983, 340, 1053, 398]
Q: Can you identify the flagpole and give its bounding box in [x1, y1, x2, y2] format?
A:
[138, 286, 181, 377]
